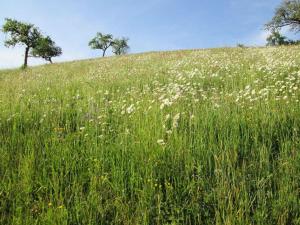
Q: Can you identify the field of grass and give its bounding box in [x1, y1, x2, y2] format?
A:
[0, 46, 300, 225]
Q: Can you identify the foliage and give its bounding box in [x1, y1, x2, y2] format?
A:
[266, 30, 300, 46]
[237, 43, 246, 48]
[2, 18, 42, 68]
[30, 36, 62, 63]
[89, 32, 114, 57]
[0, 46, 300, 224]
[2, 18, 41, 48]
[266, 0, 300, 32]
[288, 39, 300, 44]
[266, 30, 290, 45]
[112, 37, 130, 55]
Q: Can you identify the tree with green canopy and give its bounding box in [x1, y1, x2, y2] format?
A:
[266, 0, 300, 32]
[112, 38, 129, 55]
[2, 18, 42, 68]
[266, 30, 289, 46]
[30, 36, 62, 63]
[89, 32, 114, 57]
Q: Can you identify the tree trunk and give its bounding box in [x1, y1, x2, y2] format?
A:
[24, 47, 30, 68]
[102, 49, 106, 57]
[49, 58, 53, 64]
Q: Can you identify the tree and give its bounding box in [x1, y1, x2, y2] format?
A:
[266, 30, 289, 46]
[287, 39, 300, 44]
[2, 18, 42, 68]
[89, 32, 114, 57]
[30, 36, 62, 63]
[112, 38, 129, 55]
[266, 0, 300, 32]
[237, 43, 246, 48]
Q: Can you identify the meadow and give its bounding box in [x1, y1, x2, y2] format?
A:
[0, 46, 300, 224]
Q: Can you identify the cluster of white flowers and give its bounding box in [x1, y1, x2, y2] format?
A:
[1, 45, 299, 148]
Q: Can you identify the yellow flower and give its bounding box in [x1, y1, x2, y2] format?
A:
[54, 127, 65, 132]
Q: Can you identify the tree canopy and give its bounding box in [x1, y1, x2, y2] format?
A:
[89, 32, 114, 57]
[112, 38, 129, 55]
[2, 18, 42, 68]
[30, 36, 62, 63]
[266, 30, 289, 46]
[266, 0, 300, 32]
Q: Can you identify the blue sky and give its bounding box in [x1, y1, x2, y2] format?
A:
[0, 0, 299, 68]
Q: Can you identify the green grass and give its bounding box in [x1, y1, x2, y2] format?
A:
[0, 46, 300, 225]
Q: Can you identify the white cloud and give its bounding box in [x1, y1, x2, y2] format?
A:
[244, 26, 296, 46]
[249, 30, 270, 46]
[236, 30, 270, 47]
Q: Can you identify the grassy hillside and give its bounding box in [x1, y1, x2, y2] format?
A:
[1, 46, 300, 225]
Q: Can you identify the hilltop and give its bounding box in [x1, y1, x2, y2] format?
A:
[1, 46, 300, 224]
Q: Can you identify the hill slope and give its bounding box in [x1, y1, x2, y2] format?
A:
[1, 47, 300, 224]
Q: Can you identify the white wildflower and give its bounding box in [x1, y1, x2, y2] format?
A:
[157, 139, 166, 146]
[126, 104, 135, 114]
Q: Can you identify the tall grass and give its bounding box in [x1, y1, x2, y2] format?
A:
[0, 46, 300, 224]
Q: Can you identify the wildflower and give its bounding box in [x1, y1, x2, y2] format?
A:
[160, 98, 172, 110]
[126, 104, 135, 114]
[55, 127, 65, 132]
[165, 114, 171, 121]
[214, 103, 220, 108]
[157, 139, 165, 146]
[166, 130, 173, 135]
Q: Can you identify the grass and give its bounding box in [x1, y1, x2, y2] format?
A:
[0, 46, 300, 225]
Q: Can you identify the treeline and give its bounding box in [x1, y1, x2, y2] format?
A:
[1, 19, 129, 68]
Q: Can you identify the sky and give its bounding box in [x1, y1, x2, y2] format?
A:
[0, 0, 299, 69]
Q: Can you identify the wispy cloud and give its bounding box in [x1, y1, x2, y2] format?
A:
[248, 30, 270, 46]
